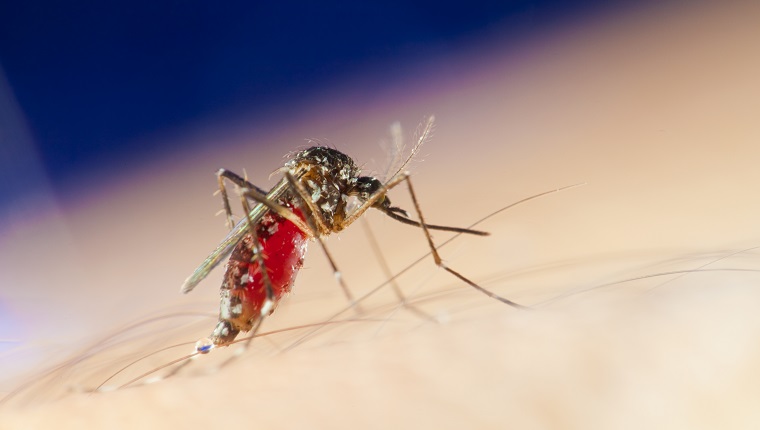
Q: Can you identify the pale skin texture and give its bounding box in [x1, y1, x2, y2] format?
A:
[3, 1, 760, 428]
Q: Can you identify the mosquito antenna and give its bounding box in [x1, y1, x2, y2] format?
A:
[381, 121, 405, 182]
[387, 116, 434, 182]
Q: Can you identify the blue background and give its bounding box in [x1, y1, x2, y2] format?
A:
[0, 0, 626, 213]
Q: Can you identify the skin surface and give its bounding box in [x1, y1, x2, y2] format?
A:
[3, 1, 760, 428]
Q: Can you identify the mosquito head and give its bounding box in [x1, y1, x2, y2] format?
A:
[353, 176, 411, 217]
[355, 176, 390, 209]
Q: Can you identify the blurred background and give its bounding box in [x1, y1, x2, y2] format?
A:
[0, 0, 629, 217]
[3, 0, 760, 428]
[0, 0, 635, 370]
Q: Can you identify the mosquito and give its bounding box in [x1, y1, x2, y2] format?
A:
[181, 116, 526, 356]
[0, 135, 594, 403]
[0, 117, 541, 404]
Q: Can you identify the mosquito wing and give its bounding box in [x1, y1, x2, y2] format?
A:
[180, 177, 292, 293]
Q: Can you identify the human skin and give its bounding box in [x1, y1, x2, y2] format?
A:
[3, 1, 760, 428]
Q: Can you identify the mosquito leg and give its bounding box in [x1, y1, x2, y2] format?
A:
[214, 188, 278, 369]
[216, 168, 268, 231]
[361, 217, 436, 322]
[283, 172, 364, 313]
[238, 182, 357, 319]
[238, 186, 314, 240]
[311, 233, 365, 313]
[396, 175, 529, 310]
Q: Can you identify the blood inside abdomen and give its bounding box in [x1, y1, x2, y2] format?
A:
[243, 207, 309, 315]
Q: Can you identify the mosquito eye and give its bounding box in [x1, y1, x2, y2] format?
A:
[355, 176, 382, 199]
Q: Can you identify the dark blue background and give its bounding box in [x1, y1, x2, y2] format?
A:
[0, 0, 624, 213]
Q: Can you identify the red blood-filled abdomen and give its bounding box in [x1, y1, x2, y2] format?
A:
[243, 207, 308, 312]
[212, 206, 309, 345]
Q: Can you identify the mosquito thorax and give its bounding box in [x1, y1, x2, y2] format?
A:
[285, 147, 362, 232]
